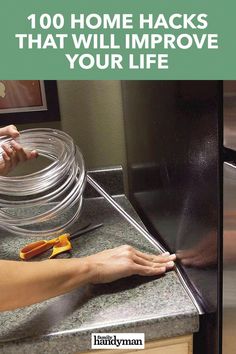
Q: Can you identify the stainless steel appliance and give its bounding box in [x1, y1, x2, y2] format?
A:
[223, 81, 236, 354]
[122, 81, 222, 354]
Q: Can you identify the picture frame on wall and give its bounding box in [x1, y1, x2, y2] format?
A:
[0, 80, 60, 125]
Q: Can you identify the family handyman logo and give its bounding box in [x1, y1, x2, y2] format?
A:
[91, 333, 145, 349]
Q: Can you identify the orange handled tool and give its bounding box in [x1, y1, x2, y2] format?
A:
[19, 223, 103, 260]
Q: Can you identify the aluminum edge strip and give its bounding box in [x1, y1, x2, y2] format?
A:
[87, 174, 204, 315]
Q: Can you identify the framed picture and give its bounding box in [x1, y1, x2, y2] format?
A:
[0, 80, 60, 125]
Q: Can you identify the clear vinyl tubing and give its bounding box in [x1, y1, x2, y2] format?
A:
[0, 128, 86, 237]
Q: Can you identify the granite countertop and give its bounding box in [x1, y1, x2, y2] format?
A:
[0, 194, 199, 354]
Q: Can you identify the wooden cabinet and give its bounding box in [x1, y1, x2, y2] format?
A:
[79, 334, 193, 354]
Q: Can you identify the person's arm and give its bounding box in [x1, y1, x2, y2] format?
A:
[0, 245, 176, 311]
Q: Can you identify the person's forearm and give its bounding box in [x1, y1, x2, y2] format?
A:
[0, 245, 176, 311]
[0, 258, 94, 311]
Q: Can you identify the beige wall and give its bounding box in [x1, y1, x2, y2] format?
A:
[57, 80, 126, 170]
[13, 80, 126, 174]
[6, 81, 126, 178]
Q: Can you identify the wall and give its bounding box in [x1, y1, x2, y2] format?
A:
[57, 80, 126, 170]
[8, 80, 126, 176]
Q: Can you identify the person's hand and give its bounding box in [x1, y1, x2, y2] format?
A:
[177, 231, 217, 268]
[85, 245, 176, 284]
[0, 125, 38, 176]
[0, 124, 20, 139]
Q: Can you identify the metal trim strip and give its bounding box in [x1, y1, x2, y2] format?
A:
[87, 174, 204, 315]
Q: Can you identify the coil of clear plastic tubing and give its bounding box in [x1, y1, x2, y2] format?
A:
[0, 128, 86, 237]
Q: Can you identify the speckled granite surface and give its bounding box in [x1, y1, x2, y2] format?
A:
[0, 196, 199, 354]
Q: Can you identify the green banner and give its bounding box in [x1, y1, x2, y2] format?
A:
[0, 0, 234, 79]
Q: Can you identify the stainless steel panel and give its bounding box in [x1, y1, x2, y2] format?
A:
[224, 82, 236, 150]
[122, 81, 221, 354]
[223, 162, 236, 354]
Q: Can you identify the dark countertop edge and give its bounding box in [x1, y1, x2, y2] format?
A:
[0, 313, 199, 352]
[45, 310, 198, 337]
[0, 309, 199, 345]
